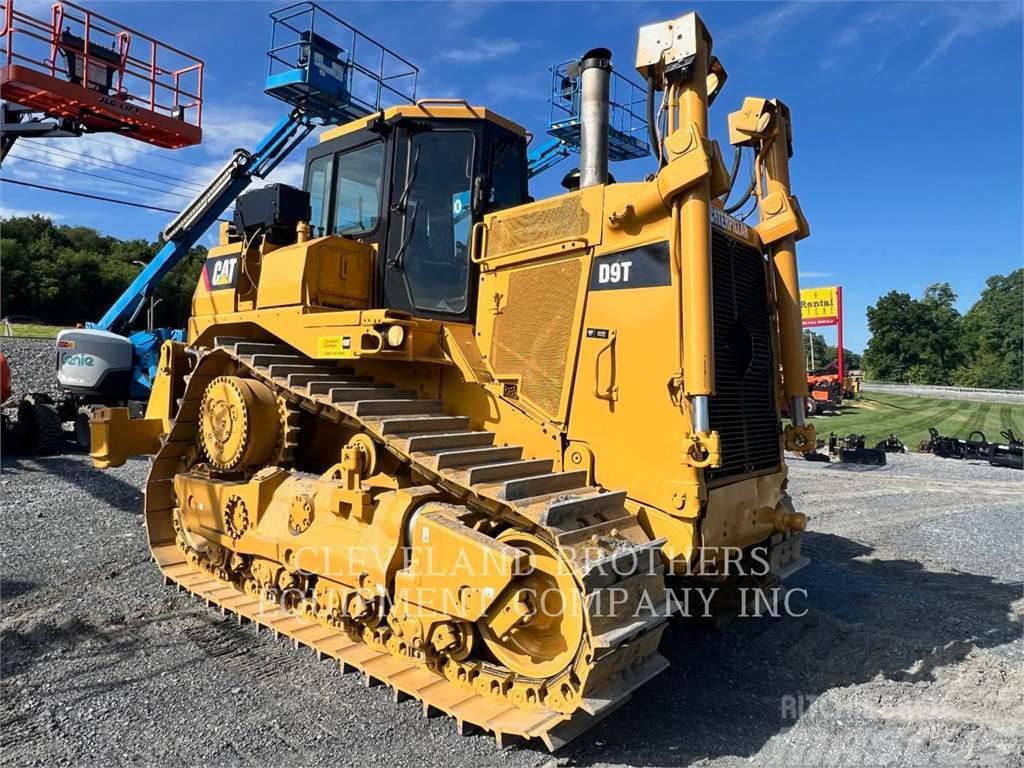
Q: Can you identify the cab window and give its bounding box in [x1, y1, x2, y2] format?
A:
[306, 154, 332, 237]
[332, 142, 384, 235]
[397, 130, 475, 314]
[489, 137, 524, 212]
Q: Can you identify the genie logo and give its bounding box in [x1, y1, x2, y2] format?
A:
[62, 353, 96, 368]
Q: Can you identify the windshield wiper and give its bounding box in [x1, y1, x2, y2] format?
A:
[391, 144, 420, 215]
[388, 203, 417, 270]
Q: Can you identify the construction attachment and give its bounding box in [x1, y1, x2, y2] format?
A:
[0, 0, 203, 155]
[802, 433, 887, 466]
[921, 428, 1023, 470]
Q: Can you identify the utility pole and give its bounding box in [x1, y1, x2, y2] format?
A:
[132, 260, 160, 331]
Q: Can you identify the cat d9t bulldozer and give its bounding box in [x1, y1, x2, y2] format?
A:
[91, 9, 815, 750]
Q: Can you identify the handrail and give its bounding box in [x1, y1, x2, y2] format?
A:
[1, 0, 204, 127]
[593, 331, 619, 402]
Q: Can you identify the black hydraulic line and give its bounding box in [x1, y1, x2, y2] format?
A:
[1, 178, 231, 220]
[725, 148, 756, 214]
[737, 196, 758, 222]
[725, 174, 755, 214]
[727, 145, 742, 188]
[646, 74, 664, 167]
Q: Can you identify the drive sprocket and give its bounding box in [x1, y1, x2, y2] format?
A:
[198, 376, 280, 470]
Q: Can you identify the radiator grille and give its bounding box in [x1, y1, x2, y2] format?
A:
[487, 196, 589, 258]
[706, 230, 781, 482]
[490, 259, 582, 418]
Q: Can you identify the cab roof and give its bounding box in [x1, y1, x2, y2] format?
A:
[318, 101, 526, 143]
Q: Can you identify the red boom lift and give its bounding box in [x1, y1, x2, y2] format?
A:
[0, 0, 203, 161]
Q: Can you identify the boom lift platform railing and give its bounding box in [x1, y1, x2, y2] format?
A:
[265, 1, 418, 123]
[523, 56, 650, 181]
[0, 0, 204, 156]
[547, 57, 649, 162]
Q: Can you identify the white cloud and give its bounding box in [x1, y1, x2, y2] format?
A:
[442, 1, 497, 32]
[262, 160, 305, 190]
[718, 2, 824, 60]
[916, 2, 1023, 72]
[0, 206, 65, 220]
[440, 38, 521, 63]
[198, 105, 276, 156]
[800, 271, 832, 279]
[483, 71, 547, 103]
[3, 162, 42, 181]
[823, 2, 1023, 78]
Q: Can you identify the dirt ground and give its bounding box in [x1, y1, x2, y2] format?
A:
[1, 449, 1021, 767]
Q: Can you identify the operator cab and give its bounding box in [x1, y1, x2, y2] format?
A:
[303, 104, 528, 323]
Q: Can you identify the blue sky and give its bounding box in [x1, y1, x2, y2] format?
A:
[2, 1, 1021, 351]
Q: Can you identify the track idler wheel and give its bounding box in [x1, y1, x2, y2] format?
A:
[199, 376, 280, 470]
[478, 531, 585, 680]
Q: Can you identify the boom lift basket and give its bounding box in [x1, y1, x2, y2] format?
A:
[265, 1, 418, 123]
[0, 0, 203, 148]
[547, 58, 648, 161]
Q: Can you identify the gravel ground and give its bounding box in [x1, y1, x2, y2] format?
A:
[2, 448, 1022, 767]
[0, 338, 60, 403]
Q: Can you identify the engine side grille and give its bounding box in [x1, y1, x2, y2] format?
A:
[706, 230, 781, 483]
[486, 196, 589, 259]
[489, 258, 583, 419]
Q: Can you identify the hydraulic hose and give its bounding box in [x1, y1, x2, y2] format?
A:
[646, 74, 664, 167]
[725, 149, 756, 214]
[727, 145, 742, 189]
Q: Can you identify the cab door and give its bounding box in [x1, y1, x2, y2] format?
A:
[382, 124, 479, 323]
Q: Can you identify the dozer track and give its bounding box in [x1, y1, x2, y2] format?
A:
[144, 338, 670, 750]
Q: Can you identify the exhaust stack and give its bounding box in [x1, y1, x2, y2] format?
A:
[578, 47, 612, 188]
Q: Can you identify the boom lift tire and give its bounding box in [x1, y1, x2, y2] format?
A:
[75, 405, 101, 450]
[18, 394, 64, 454]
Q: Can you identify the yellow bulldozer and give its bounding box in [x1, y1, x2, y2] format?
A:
[91, 8, 815, 750]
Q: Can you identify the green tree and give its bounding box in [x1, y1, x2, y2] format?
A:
[0, 216, 206, 329]
[803, 331, 831, 371]
[805, 330, 863, 372]
[863, 283, 964, 384]
[952, 269, 1023, 389]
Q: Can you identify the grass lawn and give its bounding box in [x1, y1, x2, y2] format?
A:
[810, 392, 1024, 450]
[4, 323, 62, 338]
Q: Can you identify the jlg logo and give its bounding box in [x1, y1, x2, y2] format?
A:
[598, 260, 632, 285]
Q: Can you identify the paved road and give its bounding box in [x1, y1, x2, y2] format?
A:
[2, 451, 1021, 767]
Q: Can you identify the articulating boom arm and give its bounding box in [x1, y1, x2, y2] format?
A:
[526, 137, 571, 179]
[89, 109, 315, 334]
